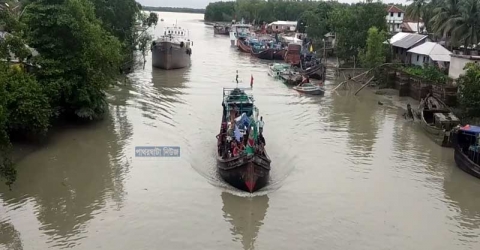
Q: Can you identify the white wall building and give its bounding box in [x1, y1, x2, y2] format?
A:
[407, 42, 451, 68]
[268, 21, 297, 32]
[386, 5, 404, 33]
[448, 54, 480, 79]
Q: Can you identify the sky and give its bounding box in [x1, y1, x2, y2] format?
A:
[137, 0, 409, 9]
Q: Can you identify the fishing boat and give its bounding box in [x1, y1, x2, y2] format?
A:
[414, 93, 460, 147]
[284, 43, 302, 66]
[280, 70, 302, 85]
[213, 23, 230, 35]
[251, 46, 274, 59]
[216, 86, 271, 193]
[453, 125, 480, 178]
[151, 22, 192, 70]
[293, 82, 325, 95]
[229, 20, 252, 46]
[267, 63, 291, 78]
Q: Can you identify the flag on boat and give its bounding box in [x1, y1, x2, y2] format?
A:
[234, 125, 242, 142]
[309, 44, 313, 52]
[250, 75, 254, 86]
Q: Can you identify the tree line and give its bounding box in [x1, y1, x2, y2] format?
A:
[0, 0, 158, 187]
[142, 6, 205, 14]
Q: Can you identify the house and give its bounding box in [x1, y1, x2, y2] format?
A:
[268, 21, 297, 32]
[448, 53, 480, 79]
[407, 42, 451, 69]
[324, 32, 335, 48]
[401, 21, 426, 34]
[386, 5, 404, 33]
[389, 32, 428, 63]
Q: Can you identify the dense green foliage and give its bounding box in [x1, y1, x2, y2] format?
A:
[458, 63, 480, 118]
[408, 0, 480, 50]
[0, 0, 155, 187]
[205, 0, 388, 63]
[360, 27, 387, 68]
[142, 6, 205, 14]
[399, 65, 448, 83]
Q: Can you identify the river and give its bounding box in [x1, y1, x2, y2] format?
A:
[1, 12, 480, 250]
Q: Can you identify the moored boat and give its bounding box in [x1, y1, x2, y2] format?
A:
[214, 23, 230, 35]
[280, 70, 302, 85]
[414, 93, 460, 147]
[267, 63, 291, 78]
[151, 24, 192, 70]
[293, 82, 325, 95]
[216, 86, 271, 193]
[237, 38, 253, 53]
[251, 46, 274, 60]
[453, 125, 480, 178]
[284, 43, 302, 66]
[229, 21, 252, 46]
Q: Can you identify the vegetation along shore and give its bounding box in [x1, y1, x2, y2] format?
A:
[0, 0, 158, 187]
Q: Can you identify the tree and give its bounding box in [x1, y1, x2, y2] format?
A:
[430, 0, 461, 47]
[458, 62, 480, 118]
[22, 0, 123, 120]
[406, 0, 427, 33]
[360, 26, 387, 68]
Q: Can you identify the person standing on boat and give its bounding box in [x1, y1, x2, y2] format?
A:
[258, 116, 264, 134]
[236, 70, 239, 84]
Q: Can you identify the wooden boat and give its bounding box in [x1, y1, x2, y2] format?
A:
[273, 48, 285, 60]
[453, 125, 480, 178]
[214, 23, 230, 35]
[414, 93, 460, 147]
[293, 82, 325, 95]
[284, 43, 301, 66]
[216, 87, 271, 193]
[267, 63, 291, 78]
[301, 64, 325, 81]
[237, 38, 252, 53]
[251, 47, 274, 60]
[280, 70, 302, 85]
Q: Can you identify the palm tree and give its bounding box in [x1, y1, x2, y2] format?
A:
[449, 0, 480, 52]
[406, 0, 427, 33]
[431, 0, 461, 48]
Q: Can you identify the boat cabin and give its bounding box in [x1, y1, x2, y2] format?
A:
[232, 24, 252, 39]
[222, 88, 255, 120]
[455, 125, 480, 165]
[423, 110, 460, 130]
[163, 25, 189, 38]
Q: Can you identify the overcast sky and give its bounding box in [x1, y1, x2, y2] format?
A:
[137, 0, 409, 9]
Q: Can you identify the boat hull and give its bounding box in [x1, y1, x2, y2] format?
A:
[152, 41, 191, 70]
[273, 49, 285, 60]
[454, 145, 480, 178]
[217, 154, 270, 193]
[418, 111, 454, 147]
[251, 48, 274, 60]
[293, 86, 325, 95]
[237, 39, 252, 53]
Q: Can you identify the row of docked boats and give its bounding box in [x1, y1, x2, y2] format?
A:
[410, 93, 480, 179]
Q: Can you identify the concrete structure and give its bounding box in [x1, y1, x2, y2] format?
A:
[268, 21, 297, 32]
[448, 54, 480, 79]
[389, 32, 428, 63]
[386, 5, 404, 33]
[407, 42, 451, 68]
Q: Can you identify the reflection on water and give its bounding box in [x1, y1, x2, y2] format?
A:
[0, 107, 131, 248]
[0, 221, 23, 250]
[221, 192, 269, 250]
[444, 165, 480, 242]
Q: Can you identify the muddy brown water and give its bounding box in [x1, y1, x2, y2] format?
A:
[1, 12, 480, 250]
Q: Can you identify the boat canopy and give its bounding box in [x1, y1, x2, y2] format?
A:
[459, 125, 480, 136]
[223, 88, 255, 118]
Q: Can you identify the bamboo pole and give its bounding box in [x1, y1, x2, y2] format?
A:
[331, 69, 371, 91]
[354, 76, 375, 95]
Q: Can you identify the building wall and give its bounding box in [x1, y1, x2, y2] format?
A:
[449, 55, 480, 79]
[410, 53, 431, 67]
[386, 12, 404, 32]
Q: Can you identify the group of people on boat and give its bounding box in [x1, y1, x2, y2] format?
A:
[218, 103, 266, 159]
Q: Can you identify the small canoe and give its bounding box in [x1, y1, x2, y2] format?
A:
[293, 83, 325, 95]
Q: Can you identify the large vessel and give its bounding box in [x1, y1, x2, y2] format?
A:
[216, 86, 271, 193]
[229, 19, 252, 47]
[151, 22, 192, 70]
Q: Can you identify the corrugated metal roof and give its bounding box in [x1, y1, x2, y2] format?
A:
[384, 32, 410, 44]
[391, 33, 428, 49]
[269, 21, 297, 26]
[407, 42, 452, 62]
